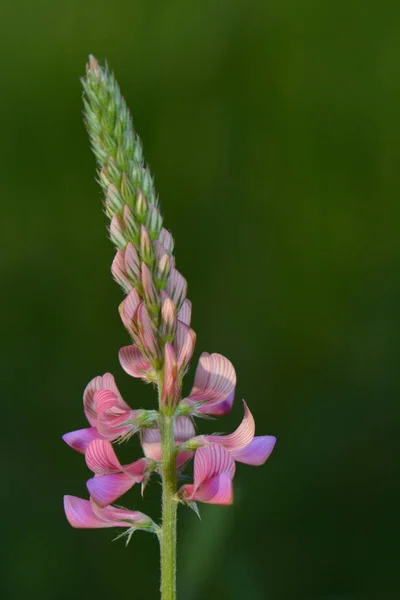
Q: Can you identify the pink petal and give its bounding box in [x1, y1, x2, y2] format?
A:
[230, 435, 276, 466]
[185, 353, 236, 416]
[194, 445, 236, 487]
[205, 401, 255, 450]
[119, 345, 153, 380]
[174, 321, 196, 371]
[83, 373, 122, 427]
[85, 439, 122, 474]
[64, 495, 114, 528]
[87, 473, 134, 506]
[122, 458, 149, 481]
[191, 473, 233, 505]
[62, 427, 103, 454]
[177, 299, 192, 326]
[141, 427, 162, 461]
[93, 389, 133, 439]
[64, 496, 148, 529]
[93, 502, 150, 525]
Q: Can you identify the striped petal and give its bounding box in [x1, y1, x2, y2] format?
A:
[87, 473, 135, 506]
[185, 353, 236, 416]
[185, 473, 233, 505]
[194, 445, 236, 485]
[119, 345, 153, 380]
[177, 299, 192, 326]
[62, 427, 103, 454]
[204, 401, 255, 450]
[93, 389, 133, 439]
[230, 435, 276, 466]
[85, 439, 122, 474]
[64, 495, 116, 528]
[166, 268, 187, 309]
[83, 373, 123, 427]
[64, 495, 148, 529]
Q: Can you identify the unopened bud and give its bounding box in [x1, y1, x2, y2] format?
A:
[166, 268, 187, 310]
[141, 263, 159, 308]
[174, 321, 196, 372]
[136, 188, 147, 222]
[161, 343, 180, 407]
[111, 249, 131, 293]
[136, 303, 161, 363]
[153, 241, 172, 284]
[140, 225, 154, 266]
[105, 184, 123, 218]
[124, 242, 141, 283]
[109, 214, 126, 249]
[123, 204, 139, 243]
[160, 291, 177, 340]
[119, 288, 141, 336]
[146, 204, 163, 239]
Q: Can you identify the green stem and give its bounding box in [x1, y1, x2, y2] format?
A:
[159, 407, 177, 600]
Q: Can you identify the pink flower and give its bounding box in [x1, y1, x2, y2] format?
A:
[181, 353, 236, 416]
[85, 438, 155, 506]
[179, 445, 235, 505]
[64, 495, 151, 529]
[62, 373, 151, 453]
[191, 400, 277, 466]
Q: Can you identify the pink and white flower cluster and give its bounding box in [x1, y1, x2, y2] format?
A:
[64, 328, 276, 529]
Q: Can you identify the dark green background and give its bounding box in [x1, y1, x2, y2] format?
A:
[2, 1, 399, 598]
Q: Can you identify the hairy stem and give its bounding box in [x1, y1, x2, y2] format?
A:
[159, 406, 177, 600]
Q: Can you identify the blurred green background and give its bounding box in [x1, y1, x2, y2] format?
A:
[2, 0, 400, 598]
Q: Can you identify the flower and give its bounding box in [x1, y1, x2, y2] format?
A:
[179, 445, 235, 505]
[85, 438, 155, 506]
[180, 353, 236, 416]
[62, 373, 156, 453]
[188, 400, 277, 466]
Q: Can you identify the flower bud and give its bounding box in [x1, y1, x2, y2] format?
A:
[136, 303, 161, 363]
[160, 291, 177, 340]
[109, 214, 126, 249]
[136, 188, 147, 222]
[140, 225, 154, 266]
[161, 343, 180, 407]
[123, 204, 139, 243]
[119, 288, 141, 336]
[146, 204, 163, 239]
[105, 184, 124, 218]
[124, 242, 141, 283]
[141, 263, 159, 308]
[111, 249, 131, 293]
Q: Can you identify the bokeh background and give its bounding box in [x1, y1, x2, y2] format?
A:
[2, 1, 400, 598]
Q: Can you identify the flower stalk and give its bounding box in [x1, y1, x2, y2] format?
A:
[159, 406, 178, 600]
